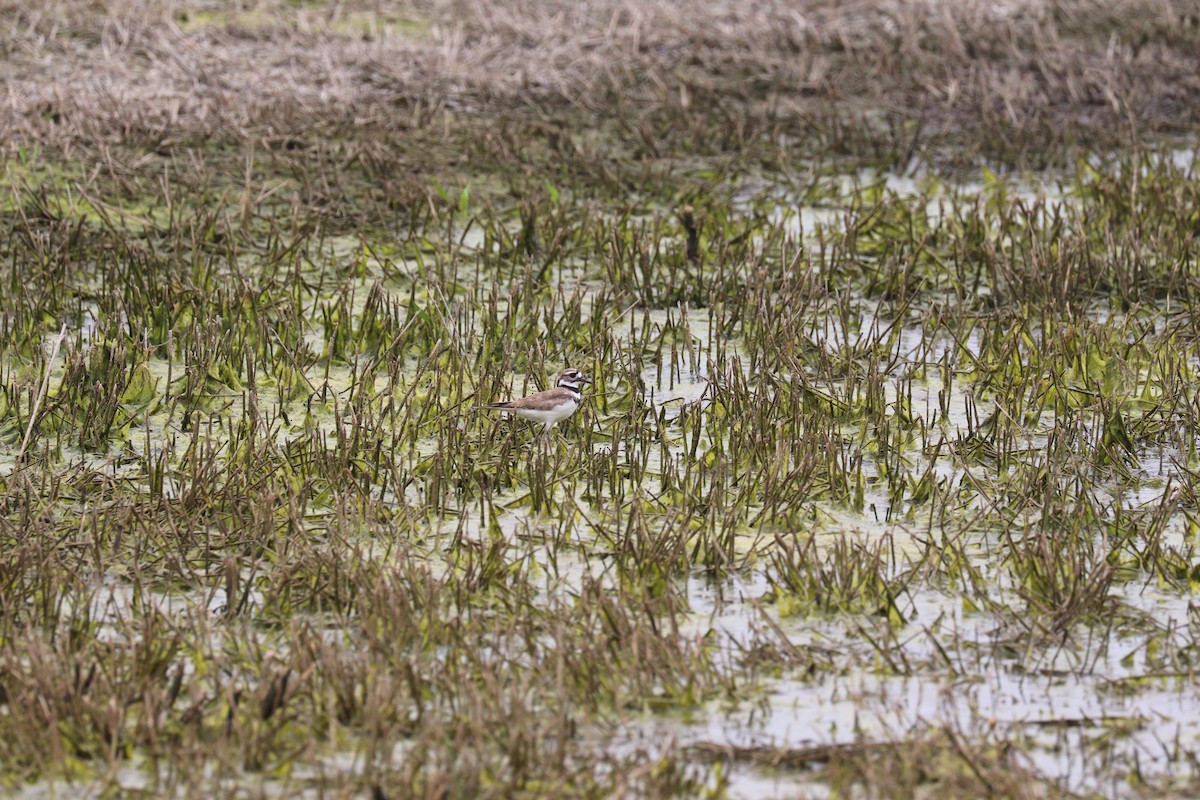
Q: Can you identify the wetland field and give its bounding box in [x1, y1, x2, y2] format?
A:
[4, 1, 1200, 797]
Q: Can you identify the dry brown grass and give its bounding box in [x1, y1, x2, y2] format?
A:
[2, 0, 1197, 163]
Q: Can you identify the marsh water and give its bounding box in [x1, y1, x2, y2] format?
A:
[7, 149, 1200, 798]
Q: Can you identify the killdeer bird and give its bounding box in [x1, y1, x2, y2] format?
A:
[479, 368, 591, 434]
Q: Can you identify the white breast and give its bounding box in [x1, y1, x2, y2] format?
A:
[510, 397, 578, 423]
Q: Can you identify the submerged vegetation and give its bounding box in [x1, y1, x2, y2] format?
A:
[3, 0, 1200, 797]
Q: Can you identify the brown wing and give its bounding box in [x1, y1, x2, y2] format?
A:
[500, 387, 577, 411]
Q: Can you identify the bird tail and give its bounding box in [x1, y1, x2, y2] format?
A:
[476, 402, 511, 410]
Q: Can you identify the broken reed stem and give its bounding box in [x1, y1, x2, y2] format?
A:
[18, 323, 68, 463]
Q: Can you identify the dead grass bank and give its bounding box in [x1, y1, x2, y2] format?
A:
[2, 0, 1197, 165]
